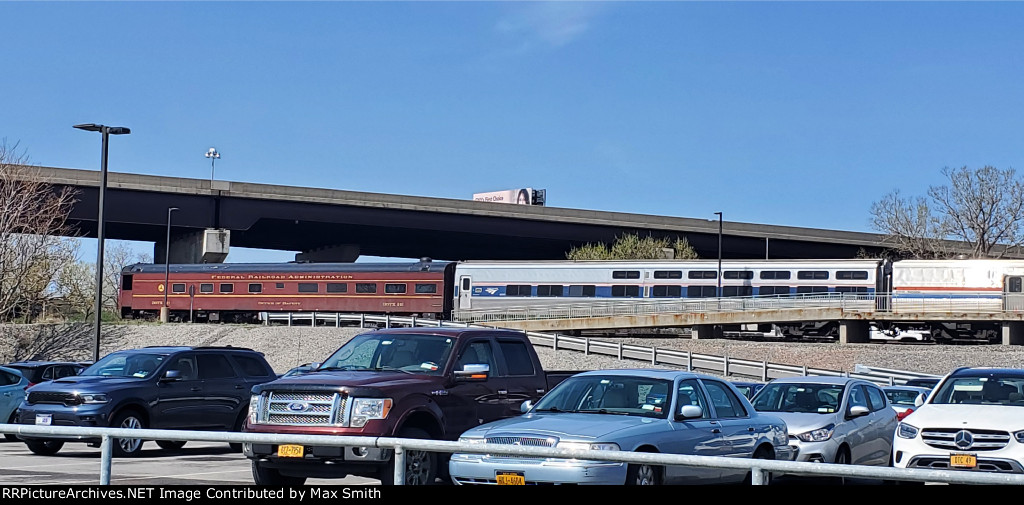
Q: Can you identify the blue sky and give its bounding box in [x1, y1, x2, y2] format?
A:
[4, 2, 1023, 263]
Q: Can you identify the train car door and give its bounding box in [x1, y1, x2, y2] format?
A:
[1004, 276, 1024, 311]
[459, 276, 472, 309]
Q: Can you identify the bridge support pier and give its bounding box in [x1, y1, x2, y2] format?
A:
[839, 320, 870, 344]
[691, 325, 720, 339]
[1002, 322, 1024, 345]
[155, 229, 230, 264]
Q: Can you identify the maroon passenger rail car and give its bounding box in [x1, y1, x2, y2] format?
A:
[118, 260, 455, 323]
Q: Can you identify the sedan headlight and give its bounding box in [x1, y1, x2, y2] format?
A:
[796, 424, 835, 442]
[458, 436, 487, 445]
[79, 394, 109, 404]
[351, 398, 393, 428]
[556, 441, 620, 452]
[248, 394, 260, 425]
[897, 422, 919, 439]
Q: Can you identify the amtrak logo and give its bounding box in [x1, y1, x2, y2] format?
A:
[287, 402, 311, 412]
[954, 430, 974, 449]
[485, 288, 498, 295]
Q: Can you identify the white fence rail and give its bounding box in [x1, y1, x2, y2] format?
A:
[260, 313, 940, 386]
[3, 424, 1023, 486]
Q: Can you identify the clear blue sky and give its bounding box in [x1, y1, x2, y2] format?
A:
[4, 2, 1023, 263]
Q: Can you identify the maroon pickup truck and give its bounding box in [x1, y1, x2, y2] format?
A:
[243, 327, 575, 485]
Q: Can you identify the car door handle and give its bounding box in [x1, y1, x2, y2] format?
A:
[748, 427, 756, 432]
[234, 385, 246, 390]
[190, 387, 202, 392]
[497, 390, 508, 395]
[712, 428, 721, 434]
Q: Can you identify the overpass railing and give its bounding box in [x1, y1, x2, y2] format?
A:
[3, 424, 1022, 486]
[260, 313, 941, 387]
[452, 292, 1007, 323]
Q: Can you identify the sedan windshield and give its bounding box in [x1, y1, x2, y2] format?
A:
[319, 333, 454, 376]
[533, 375, 672, 419]
[751, 383, 845, 414]
[930, 374, 1024, 406]
[82, 353, 167, 378]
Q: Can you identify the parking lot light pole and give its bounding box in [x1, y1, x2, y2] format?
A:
[74, 123, 130, 362]
[161, 207, 179, 323]
[714, 212, 723, 297]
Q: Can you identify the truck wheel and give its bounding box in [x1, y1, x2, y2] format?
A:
[252, 460, 307, 486]
[156, 440, 187, 451]
[111, 410, 146, 457]
[25, 440, 64, 456]
[380, 427, 437, 485]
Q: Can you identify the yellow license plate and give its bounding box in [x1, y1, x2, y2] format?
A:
[950, 454, 976, 468]
[496, 472, 525, 485]
[278, 444, 305, 458]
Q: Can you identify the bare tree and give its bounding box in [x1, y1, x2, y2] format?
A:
[48, 241, 152, 321]
[0, 140, 79, 321]
[870, 166, 1024, 259]
[0, 323, 129, 363]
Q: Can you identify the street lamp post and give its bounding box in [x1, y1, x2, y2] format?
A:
[74, 123, 130, 363]
[714, 212, 723, 297]
[206, 148, 220, 182]
[161, 207, 179, 323]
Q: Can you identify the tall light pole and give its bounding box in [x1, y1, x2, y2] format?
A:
[74, 123, 131, 363]
[161, 207, 179, 323]
[714, 212, 723, 298]
[206, 147, 220, 182]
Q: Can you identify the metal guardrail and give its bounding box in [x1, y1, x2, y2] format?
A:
[3, 424, 1023, 486]
[260, 313, 940, 386]
[451, 292, 1008, 323]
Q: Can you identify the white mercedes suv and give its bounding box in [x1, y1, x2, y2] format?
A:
[892, 367, 1024, 474]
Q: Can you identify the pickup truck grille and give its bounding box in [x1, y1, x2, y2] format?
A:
[921, 428, 1010, 451]
[258, 391, 348, 426]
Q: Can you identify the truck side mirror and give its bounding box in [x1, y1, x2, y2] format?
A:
[160, 370, 182, 382]
[454, 364, 489, 381]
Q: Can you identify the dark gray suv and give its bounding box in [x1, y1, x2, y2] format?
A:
[16, 346, 275, 457]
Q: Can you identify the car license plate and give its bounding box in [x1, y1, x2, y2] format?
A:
[496, 471, 525, 485]
[34, 414, 52, 426]
[950, 453, 977, 468]
[278, 444, 304, 458]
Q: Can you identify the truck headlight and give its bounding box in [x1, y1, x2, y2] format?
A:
[796, 424, 835, 442]
[79, 394, 109, 404]
[248, 395, 260, 425]
[897, 422, 919, 439]
[351, 398, 392, 428]
[556, 441, 620, 452]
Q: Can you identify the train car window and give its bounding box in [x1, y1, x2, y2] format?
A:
[723, 271, 754, 280]
[172, 283, 186, 293]
[219, 283, 233, 293]
[688, 271, 717, 279]
[505, 285, 532, 297]
[1011, 278, 1023, 293]
[276, 283, 285, 289]
[836, 271, 870, 280]
[797, 271, 829, 280]
[612, 271, 641, 279]
[121, 275, 133, 290]
[248, 283, 263, 293]
[611, 285, 641, 297]
[653, 270, 683, 279]
[356, 283, 377, 294]
[568, 285, 597, 297]
[385, 283, 407, 294]
[327, 283, 347, 293]
[723, 286, 753, 297]
[298, 283, 319, 293]
[687, 286, 718, 298]
[415, 283, 437, 294]
[759, 271, 792, 280]
[537, 285, 564, 297]
[652, 285, 682, 297]
[461, 278, 471, 291]
[759, 286, 791, 296]
[835, 286, 869, 293]
[796, 286, 829, 294]
[200, 283, 214, 293]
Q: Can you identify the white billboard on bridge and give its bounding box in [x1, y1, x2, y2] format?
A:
[472, 188, 545, 206]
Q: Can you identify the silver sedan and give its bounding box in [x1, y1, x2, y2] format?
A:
[449, 369, 792, 485]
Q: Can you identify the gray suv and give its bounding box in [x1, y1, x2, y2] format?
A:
[16, 346, 275, 457]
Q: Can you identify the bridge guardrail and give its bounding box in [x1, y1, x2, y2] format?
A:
[2, 424, 1022, 486]
[259, 313, 941, 387]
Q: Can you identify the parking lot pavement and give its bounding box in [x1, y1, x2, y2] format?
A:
[0, 439, 379, 486]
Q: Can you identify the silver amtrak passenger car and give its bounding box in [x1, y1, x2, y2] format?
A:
[448, 369, 792, 485]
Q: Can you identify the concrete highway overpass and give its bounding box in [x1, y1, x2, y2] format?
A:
[20, 165, 925, 263]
